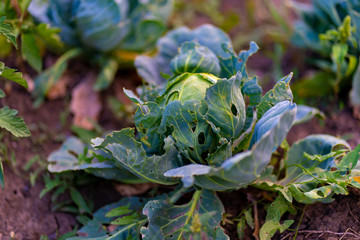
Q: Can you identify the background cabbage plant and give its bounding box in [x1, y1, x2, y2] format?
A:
[42, 25, 360, 239]
[292, 0, 360, 106]
[28, 0, 173, 105]
[29, 0, 172, 53]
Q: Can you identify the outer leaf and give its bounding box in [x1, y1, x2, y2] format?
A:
[250, 101, 295, 148]
[48, 137, 143, 183]
[141, 190, 229, 240]
[0, 16, 17, 48]
[0, 107, 31, 137]
[21, 33, 42, 73]
[165, 101, 296, 190]
[92, 129, 182, 185]
[294, 105, 325, 125]
[0, 62, 28, 88]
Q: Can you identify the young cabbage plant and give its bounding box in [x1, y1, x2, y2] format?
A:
[28, 0, 173, 106]
[292, 0, 360, 105]
[50, 25, 359, 239]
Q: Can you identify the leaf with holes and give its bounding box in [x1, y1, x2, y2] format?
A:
[204, 75, 246, 140]
[141, 190, 229, 240]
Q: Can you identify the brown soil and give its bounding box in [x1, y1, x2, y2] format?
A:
[0, 85, 76, 239]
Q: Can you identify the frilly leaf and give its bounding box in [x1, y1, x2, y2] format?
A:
[283, 134, 350, 185]
[236, 41, 259, 80]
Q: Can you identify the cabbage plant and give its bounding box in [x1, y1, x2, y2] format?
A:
[48, 25, 360, 239]
[292, 0, 360, 105]
[28, 0, 173, 106]
[29, 0, 172, 53]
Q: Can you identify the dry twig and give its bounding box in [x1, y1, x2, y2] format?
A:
[252, 202, 260, 240]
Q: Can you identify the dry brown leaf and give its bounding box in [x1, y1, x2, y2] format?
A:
[23, 74, 34, 92]
[47, 74, 72, 100]
[70, 73, 102, 130]
[353, 106, 360, 120]
[114, 183, 157, 197]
